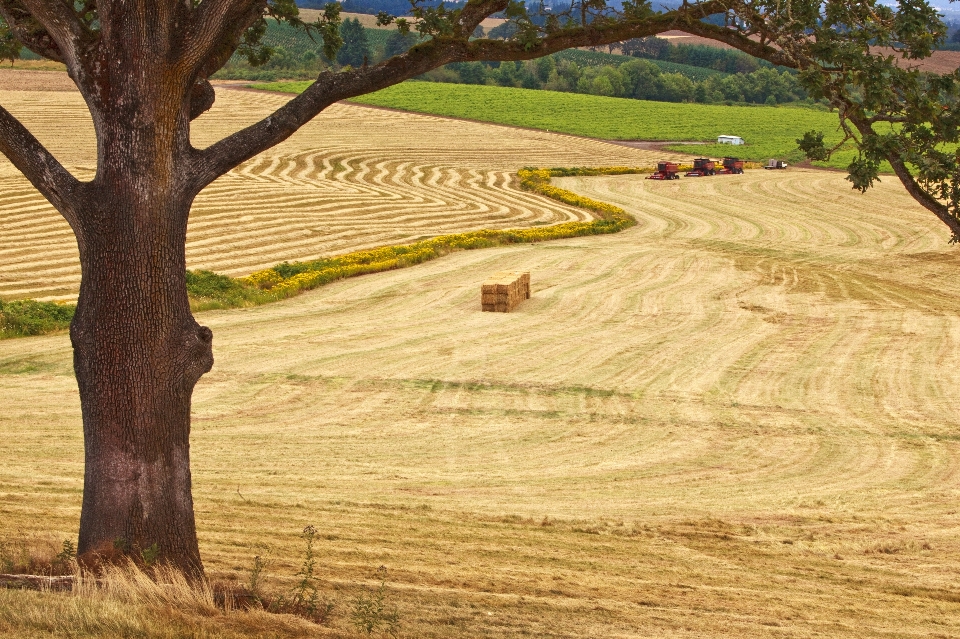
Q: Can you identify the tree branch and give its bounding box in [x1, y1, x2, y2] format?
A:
[668, 18, 795, 67]
[0, 102, 82, 228]
[887, 153, 960, 240]
[180, 0, 265, 74]
[845, 111, 960, 240]
[189, 78, 217, 121]
[456, 0, 509, 36]
[0, 0, 64, 62]
[17, 0, 86, 70]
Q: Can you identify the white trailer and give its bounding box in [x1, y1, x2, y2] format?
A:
[718, 135, 745, 145]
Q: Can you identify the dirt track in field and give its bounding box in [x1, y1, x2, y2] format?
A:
[0, 86, 679, 301]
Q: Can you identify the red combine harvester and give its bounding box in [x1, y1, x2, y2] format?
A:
[717, 157, 745, 174]
[685, 158, 716, 177]
[647, 161, 681, 180]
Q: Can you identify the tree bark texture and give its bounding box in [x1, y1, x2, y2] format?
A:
[59, 12, 214, 574]
[71, 186, 212, 576]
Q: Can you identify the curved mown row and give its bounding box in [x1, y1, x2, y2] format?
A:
[0, 167, 643, 337]
[188, 166, 640, 309]
[2, 89, 684, 304]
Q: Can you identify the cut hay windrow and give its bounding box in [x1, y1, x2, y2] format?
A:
[0, 166, 641, 335]
[1, 90, 682, 304]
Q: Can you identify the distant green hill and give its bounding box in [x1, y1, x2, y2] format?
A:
[254, 80, 858, 169]
[553, 49, 727, 82]
[261, 17, 392, 58]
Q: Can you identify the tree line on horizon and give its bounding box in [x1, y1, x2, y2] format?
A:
[216, 20, 811, 106]
[422, 55, 807, 105]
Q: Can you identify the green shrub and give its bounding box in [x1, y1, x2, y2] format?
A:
[185, 270, 271, 311]
[0, 299, 74, 338]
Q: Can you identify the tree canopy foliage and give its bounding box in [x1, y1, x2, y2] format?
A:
[337, 16, 372, 66]
[429, 57, 806, 104]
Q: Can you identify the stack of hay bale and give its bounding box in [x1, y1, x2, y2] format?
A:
[481, 271, 530, 312]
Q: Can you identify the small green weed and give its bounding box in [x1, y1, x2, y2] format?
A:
[0, 535, 76, 575]
[247, 555, 265, 602]
[140, 543, 160, 567]
[351, 566, 400, 637]
[55, 540, 76, 565]
[270, 525, 336, 624]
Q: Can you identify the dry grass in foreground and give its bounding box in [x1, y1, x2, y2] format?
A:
[2, 165, 960, 637]
[0, 562, 327, 639]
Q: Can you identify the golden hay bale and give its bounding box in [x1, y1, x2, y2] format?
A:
[481, 271, 530, 312]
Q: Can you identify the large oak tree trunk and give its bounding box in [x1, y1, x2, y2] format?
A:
[69, 78, 212, 573]
[71, 184, 212, 576]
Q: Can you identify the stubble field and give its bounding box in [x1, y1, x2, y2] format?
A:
[1, 78, 960, 638]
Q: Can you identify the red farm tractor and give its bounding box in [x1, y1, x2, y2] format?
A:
[647, 161, 681, 180]
[685, 158, 716, 177]
[717, 157, 745, 174]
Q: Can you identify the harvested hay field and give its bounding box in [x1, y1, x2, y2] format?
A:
[3, 148, 960, 636]
[0, 83, 677, 301]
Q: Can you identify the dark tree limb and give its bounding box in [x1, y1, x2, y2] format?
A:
[189, 78, 217, 121]
[17, 0, 86, 66]
[182, 0, 267, 73]
[886, 154, 960, 239]
[456, 0, 510, 35]
[0, 102, 81, 227]
[0, 0, 64, 62]
[845, 112, 960, 239]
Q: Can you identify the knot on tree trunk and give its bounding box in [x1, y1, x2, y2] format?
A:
[179, 322, 214, 391]
[189, 79, 216, 121]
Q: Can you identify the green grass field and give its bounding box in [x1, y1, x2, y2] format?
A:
[254, 80, 857, 168]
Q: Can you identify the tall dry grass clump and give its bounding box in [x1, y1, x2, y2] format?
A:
[0, 562, 326, 638]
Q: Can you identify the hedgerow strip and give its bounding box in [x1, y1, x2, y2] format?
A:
[1, 166, 644, 336]
[0, 299, 76, 339]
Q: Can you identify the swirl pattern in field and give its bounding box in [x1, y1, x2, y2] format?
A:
[0, 88, 676, 300]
